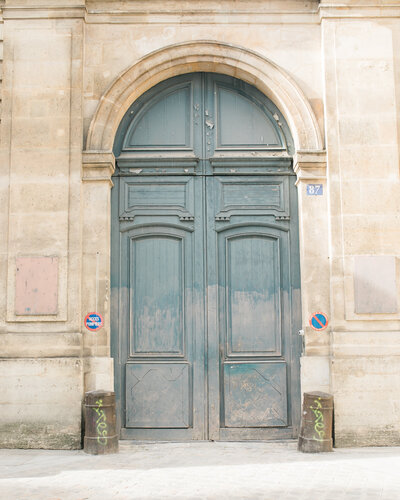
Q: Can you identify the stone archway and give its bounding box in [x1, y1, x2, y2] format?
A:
[82, 40, 328, 403]
[85, 40, 323, 152]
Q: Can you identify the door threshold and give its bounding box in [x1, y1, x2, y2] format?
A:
[119, 438, 298, 445]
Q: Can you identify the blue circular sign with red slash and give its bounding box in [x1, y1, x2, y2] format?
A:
[309, 312, 328, 331]
[84, 312, 104, 332]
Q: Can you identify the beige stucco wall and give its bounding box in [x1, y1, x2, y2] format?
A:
[0, 0, 399, 448]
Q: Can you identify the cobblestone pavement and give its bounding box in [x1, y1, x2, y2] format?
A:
[1, 441, 400, 499]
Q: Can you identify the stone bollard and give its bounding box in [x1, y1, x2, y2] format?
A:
[298, 391, 333, 453]
[84, 390, 119, 455]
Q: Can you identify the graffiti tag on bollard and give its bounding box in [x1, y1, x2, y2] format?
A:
[93, 399, 108, 445]
[310, 397, 325, 442]
[299, 392, 333, 453]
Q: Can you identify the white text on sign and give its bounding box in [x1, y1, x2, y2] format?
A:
[307, 184, 323, 196]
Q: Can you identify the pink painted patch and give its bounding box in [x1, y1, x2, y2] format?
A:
[15, 257, 59, 315]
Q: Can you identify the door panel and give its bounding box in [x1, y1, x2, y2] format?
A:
[122, 80, 197, 151]
[126, 85, 192, 148]
[217, 87, 282, 147]
[120, 176, 195, 221]
[213, 176, 290, 221]
[130, 235, 184, 356]
[225, 234, 281, 356]
[126, 363, 190, 428]
[223, 362, 287, 427]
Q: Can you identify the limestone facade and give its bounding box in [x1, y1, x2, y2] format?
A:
[0, 0, 400, 448]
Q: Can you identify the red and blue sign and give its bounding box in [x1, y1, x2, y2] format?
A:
[84, 312, 104, 332]
[309, 312, 328, 331]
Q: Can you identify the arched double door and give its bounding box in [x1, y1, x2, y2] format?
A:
[111, 73, 301, 440]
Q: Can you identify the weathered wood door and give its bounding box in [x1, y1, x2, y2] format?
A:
[111, 73, 301, 441]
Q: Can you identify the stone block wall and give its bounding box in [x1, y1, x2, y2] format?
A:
[0, 2, 86, 448]
[0, 0, 399, 448]
[321, 3, 400, 446]
[0, 358, 83, 449]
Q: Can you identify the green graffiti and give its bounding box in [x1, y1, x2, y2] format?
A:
[94, 398, 108, 446]
[310, 397, 325, 442]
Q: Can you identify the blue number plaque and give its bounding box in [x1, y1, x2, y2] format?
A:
[306, 184, 323, 196]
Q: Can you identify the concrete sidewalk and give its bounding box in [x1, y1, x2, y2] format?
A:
[1, 441, 400, 499]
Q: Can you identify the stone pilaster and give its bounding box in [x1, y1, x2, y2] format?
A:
[294, 150, 331, 395]
[82, 151, 115, 392]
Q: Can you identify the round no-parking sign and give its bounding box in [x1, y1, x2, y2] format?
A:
[309, 312, 328, 331]
[84, 312, 104, 332]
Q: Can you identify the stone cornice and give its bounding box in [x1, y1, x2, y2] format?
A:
[84, 2, 319, 25]
[85, 0, 320, 16]
[319, 2, 400, 19]
[84, 12, 319, 26]
[82, 150, 115, 186]
[4, 1, 400, 22]
[2, 6, 85, 20]
[2, 1, 320, 23]
[293, 150, 327, 184]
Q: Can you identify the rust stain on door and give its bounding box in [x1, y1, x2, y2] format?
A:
[15, 257, 58, 315]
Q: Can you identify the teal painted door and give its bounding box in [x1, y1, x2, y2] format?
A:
[111, 73, 301, 441]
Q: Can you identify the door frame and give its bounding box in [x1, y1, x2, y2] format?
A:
[81, 41, 328, 437]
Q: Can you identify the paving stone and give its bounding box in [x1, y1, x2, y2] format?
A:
[1, 442, 400, 499]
